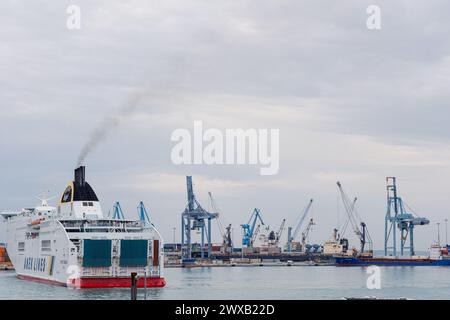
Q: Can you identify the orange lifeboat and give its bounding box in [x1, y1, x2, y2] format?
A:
[29, 218, 45, 226]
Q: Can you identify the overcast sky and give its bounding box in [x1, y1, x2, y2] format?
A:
[1, 1, 450, 250]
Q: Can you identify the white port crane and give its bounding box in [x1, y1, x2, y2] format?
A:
[269, 218, 286, 246]
[276, 219, 286, 245]
[336, 182, 373, 255]
[286, 199, 314, 253]
[208, 192, 233, 252]
[301, 218, 315, 250]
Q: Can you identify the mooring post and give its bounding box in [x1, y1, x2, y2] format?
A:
[131, 272, 138, 300]
[144, 271, 147, 300]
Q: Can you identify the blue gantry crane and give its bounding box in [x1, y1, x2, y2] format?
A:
[111, 201, 125, 220]
[384, 177, 430, 256]
[181, 176, 219, 260]
[286, 199, 313, 253]
[137, 201, 152, 226]
[241, 208, 265, 247]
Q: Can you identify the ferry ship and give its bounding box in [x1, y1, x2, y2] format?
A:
[0, 166, 166, 288]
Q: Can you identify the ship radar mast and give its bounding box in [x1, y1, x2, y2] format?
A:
[35, 193, 57, 207]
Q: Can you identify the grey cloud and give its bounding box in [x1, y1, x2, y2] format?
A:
[1, 0, 449, 249]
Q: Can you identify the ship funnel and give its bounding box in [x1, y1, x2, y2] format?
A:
[75, 166, 86, 187]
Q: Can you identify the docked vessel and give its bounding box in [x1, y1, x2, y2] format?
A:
[335, 244, 450, 266]
[335, 177, 450, 267]
[0, 166, 166, 288]
[322, 229, 349, 255]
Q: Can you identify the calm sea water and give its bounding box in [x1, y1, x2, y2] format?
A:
[0, 266, 449, 300]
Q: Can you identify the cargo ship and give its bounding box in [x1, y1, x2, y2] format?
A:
[334, 177, 450, 267]
[335, 244, 450, 266]
[0, 166, 166, 288]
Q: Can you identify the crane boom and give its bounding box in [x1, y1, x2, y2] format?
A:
[301, 218, 315, 247]
[251, 224, 261, 245]
[341, 197, 357, 235]
[276, 219, 286, 243]
[336, 181, 372, 254]
[292, 199, 313, 241]
[286, 199, 313, 253]
[241, 208, 265, 247]
[208, 192, 226, 240]
[224, 224, 233, 248]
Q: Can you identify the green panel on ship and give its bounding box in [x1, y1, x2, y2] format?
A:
[120, 240, 148, 267]
[83, 240, 112, 267]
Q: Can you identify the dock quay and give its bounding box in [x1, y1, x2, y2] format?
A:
[0, 263, 13, 271]
[165, 252, 336, 268]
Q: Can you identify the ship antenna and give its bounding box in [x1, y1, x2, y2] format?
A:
[35, 192, 57, 207]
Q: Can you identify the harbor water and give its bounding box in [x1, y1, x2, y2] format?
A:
[0, 266, 449, 300]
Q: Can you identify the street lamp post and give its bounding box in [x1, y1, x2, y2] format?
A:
[437, 222, 441, 246]
[173, 227, 176, 251]
[445, 219, 448, 247]
[241, 228, 244, 261]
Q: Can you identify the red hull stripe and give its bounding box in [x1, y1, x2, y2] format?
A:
[17, 274, 166, 288]
[70, 277, 167, 288]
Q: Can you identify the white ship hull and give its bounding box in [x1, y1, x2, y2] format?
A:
[1, 166, 166, 288]
[6, 217, 166, 288]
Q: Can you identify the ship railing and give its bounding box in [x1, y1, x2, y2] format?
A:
[60, 220, 144, 227]
[80, 266, 161, 278]
[115, 266, 158, 277]
[65, 226, 143, 233]
[81, 266, 112, 277]
[61, 220, 144, 233]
